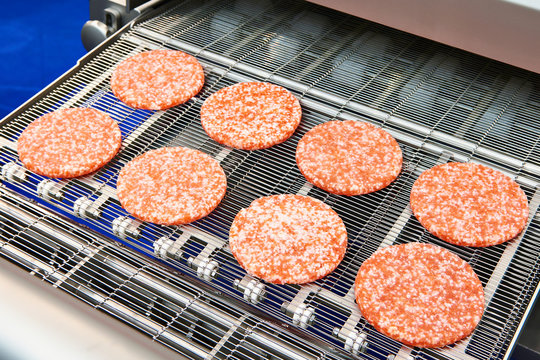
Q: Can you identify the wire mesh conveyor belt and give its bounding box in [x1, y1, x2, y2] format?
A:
[1, 0, 540, 359]
[0, 190, 344, 360]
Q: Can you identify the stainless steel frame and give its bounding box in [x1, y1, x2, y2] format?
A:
[2, 0, 540, 359]
[308, 0, 540, 75]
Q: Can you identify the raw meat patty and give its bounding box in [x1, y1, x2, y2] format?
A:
[355, 242, 484, 348]
[296, 120, 402, 195]
[17, 108, 122, 178]
[116, 147, 226, 225]
[111, 49, 205, 110]
[410, 162, 529, 247]
[200, 82, 302, 150]
[229, 194, 347, 284]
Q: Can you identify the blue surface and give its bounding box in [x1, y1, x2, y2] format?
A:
[0, 1, 87, 118]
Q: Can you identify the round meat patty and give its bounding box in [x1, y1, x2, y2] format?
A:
[296, 120, 402, 195]
[111, 49, 205, 110]
[229, 194, 347, 284]
[410, 162, 529, 247]
[17, 108, 122, 178]
[200, 82, 302, 150]
[116, 147, 226, 225]
[355, 242, 484, 348]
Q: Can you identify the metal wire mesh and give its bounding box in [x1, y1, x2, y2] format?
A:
[1, 0, 540, 359]
[0, 190, 344, 359]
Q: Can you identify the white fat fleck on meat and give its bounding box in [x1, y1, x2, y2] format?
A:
[111, 50, 205, 110]
[229, 194, 347, 284]
[355, 243, 485, 348]
[116, 147, 226, 225]
[410, 162, 529, 246]
[296, 120, 402, 195]
[17, 108, 122, 178]
[200, 82, 302, 150]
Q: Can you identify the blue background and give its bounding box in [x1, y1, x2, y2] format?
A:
[0, 1, 87, 118]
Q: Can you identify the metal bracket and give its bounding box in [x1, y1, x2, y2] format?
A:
[233, 276, 266, 304]
[387, 355, 415, 360]
[187, 255, 219, 281]
[292, 303, 315, 329]
[333, 327, 368, 355]
[153, 236, 174, 260]
[37, 179, 67, 201]
[1, 162, 26, 182]
[329, 284, 368, 355]
[153, 231, 190, 260]
[112, 216, 143, 239]
[281, 285, 317, 329]
[185, 227, 226, 281]
[73, 194, 108, 219]
[73, 197, 96, 219]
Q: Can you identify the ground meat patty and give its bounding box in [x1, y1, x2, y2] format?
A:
[355, 242, 484, 348]
[229, 194, 347, 284]
[116, 147, 226, 225]
[410, 162, 529, 247]
[200, 82, 302, 150]
[17, 108, 122, 178]
[110, 49, 205, 110]
[296, 120, 402, 195]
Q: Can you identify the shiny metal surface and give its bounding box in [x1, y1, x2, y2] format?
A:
[307, 0, 540, 74]
[0, 260, 182, 360]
